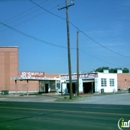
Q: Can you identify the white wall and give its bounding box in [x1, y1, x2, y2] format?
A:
[59, 73, 117, 94]
[79, 79, 83, 93]
[97, 73, 117, 93]
[59, 80, 67, 94]
[60, 79, 83, 94]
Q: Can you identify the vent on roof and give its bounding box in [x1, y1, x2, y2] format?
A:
[103, 70, 109, 73]
[117, 70, 122, 73]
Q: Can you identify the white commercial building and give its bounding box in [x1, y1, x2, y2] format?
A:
[60, 72, 117, 94]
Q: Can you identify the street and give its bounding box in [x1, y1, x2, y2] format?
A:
[0, 102, 130, 130]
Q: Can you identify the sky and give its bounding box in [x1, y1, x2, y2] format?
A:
[0, 0, 130, 74]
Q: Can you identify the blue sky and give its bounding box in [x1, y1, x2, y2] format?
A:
[0, 0, 130, 74]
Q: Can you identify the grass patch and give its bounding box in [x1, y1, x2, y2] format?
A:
[55, 95, 88, 102]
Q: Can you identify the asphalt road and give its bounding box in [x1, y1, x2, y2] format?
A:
[0, 102, 130, 130]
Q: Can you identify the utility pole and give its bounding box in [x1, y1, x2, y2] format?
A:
[76, 31, 79, 96]
[58, 0, 74, 99]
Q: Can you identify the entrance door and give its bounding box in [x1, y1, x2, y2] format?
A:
[67, 83, 76, 94]
[83, 82, 95, 93]
[83, 83, 91, 93]
[45, 84, 48, 93]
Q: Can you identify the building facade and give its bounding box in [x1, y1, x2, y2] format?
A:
[0, 46, 129, 94]
[60, 72, 118, 94]
[11, 71, 61, 93]
[0, 47, 18, 91]
[117, 73, 130, 90]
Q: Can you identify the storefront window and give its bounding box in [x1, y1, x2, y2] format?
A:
[50, 81, 55, 89]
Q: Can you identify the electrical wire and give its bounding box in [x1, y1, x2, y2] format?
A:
[0, 0, 59, 33]
[0, 1, 129, 69]
[30, 0, 130, 59]
[0, 22, 67, 49]
[30, 0, 66, 21]
[79, 49, 123, 68]
[0, 0, 48, 25]
[0, 21, 126, 69]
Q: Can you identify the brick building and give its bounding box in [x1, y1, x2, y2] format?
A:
[0, 46, 18, 91]
[117, 73, 130, 90]
[0, 46, 60, 93]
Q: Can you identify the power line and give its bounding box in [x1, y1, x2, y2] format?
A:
[0, 0, 59, 33]
[30, 0, 66, 21]
[79, 49, 123, 68]
[0, 22, 127, 69]
[0, 0, 48, 25]
[0, 22, 67, 49]
[1, 0, 129, 60]
[29, 0, 130, 59]
[79, 31, 130, 59]
[0, 2, 129, 68]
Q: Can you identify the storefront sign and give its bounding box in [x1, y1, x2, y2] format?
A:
[60, 73, 98, 80]
[20, 72, 45, 78]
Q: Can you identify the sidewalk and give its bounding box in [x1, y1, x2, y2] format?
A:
[0, 93, 130, 105]
[75, 93, 130, 105]
[0, 93, 62, 102]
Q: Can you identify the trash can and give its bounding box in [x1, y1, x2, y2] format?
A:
[1, 90, 9, 95]
[101, 89, 104, 94]
[128, 88, 130, 93]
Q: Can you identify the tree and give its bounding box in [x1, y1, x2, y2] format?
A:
[109, 68, 118, 73]
[95, 67, 109, 72]
[123, 68, 129, 73]
[95, 67, 103, 72]
[95, 67, 129, 73]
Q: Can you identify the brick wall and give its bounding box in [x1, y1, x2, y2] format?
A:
[0, 47, 60, 93]
[15, 81, 39, 92]
[0, 47, 18, 91]
[117, 73, 130, 90]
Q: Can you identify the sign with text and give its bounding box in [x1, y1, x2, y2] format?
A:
[20, 72, 45, 78]
[60, 73, 98, 80]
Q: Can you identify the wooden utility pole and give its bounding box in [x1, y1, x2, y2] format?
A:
[76, 31, 79, 96]
[58, 0, 74, 99]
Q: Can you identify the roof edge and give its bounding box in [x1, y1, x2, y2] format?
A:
[0, 46, 19, 48]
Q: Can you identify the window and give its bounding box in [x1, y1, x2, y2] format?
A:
[101, 78, 107, 87]
[110, 79, 114, 87]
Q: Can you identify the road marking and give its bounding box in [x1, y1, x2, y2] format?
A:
[0, 106, 129, 117]
[81, 106, 122, 110]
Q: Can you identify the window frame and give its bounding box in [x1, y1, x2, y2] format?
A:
[110, 78, 115, 87]
[101, 78, 107, 87]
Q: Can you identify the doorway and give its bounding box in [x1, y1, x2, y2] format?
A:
[67, 83, 76, 94]
[45, 84, 49, 93]
[83, 82, 95, 93]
